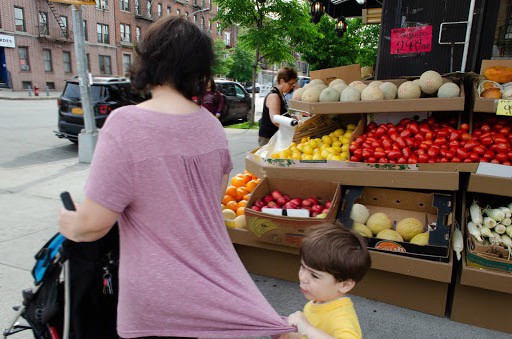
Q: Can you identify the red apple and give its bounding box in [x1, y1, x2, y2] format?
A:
[283, 195, 291, 202]
[266, 201, 277, 208]
[254, 200, 265, 208]
[325, 201, 332, 209]
[311, 212, 319, 218]
[308, 197, 319, 205]
[262, 195, 274, 204]
[251, 206, 261, 212]
[271, 190, 283, 200]
[290, 198, 302, 206]
[276, 196, 287, 206]
[311, 204, 324, 214]
[284, 201, 298, 209]
[301, 199, 314, 208]
[321, 208, 330, 214]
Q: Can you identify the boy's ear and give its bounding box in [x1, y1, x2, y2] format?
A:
[337, 279, 356, 294]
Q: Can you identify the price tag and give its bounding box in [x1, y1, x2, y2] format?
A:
[496, 99, 512, 116]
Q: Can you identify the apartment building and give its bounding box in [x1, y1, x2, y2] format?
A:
[0, 0, 230, 91]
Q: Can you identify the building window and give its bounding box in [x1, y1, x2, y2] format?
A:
[147, 0, 152, 16]
[158, 3, 162, 17]
[60, 16, 69, 38]
[216, 22, 221, 36]
[86, 53, 91, 72]
[14, 7, 25, 32]
[97, 24, 110, 44]
[22, 81, 32, 90]
[135, 0, 141, 15]
[46, 82, 56, 90]
[120, 0, 130, 11]
[136, 26, 141, 42]
[43, 49, 53, 72]
[224, 31, 231, 46]
[185, 12, 189, 19]
[208, 20, 212, 34]
[99, 55, 112, 75]
[18, 47, 30, 71]
[120, 24, 131, 42]
[96, 0, 109, 10]
[194, 14, 197, 25]
[123, 53, 132, 75]
[201, 17, 205, 31]
[39, 12, 49, 35]
[83, 20, 88, 41]
[63, 51, 72, 73]
[177, 9, 181, 16]
[167, 6, 171, 15]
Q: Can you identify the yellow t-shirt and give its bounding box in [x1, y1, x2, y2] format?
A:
[303, 297, 362, 339]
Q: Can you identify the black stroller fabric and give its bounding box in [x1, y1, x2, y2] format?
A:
[21, 224, 120, 339]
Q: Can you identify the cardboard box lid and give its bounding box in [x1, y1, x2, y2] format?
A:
[262, 167, 460, 191]
[460, 257, 512, 294]
[310, 64, 361, 85]
[467, 173, 512, 196]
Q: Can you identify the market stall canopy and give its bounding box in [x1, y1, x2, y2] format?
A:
[316, 0, 383, 18]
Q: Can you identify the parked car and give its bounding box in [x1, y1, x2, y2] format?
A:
[55, 77, 148, 143]
[215, 79, 252, 123]
[244, 82, 261, 94]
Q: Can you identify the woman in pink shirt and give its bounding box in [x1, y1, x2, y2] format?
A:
[58, 16, 291, 339]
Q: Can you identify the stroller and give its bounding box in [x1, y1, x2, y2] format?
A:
[3, 193, 120, 339]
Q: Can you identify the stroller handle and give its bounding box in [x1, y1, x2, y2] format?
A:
[60, 192, 76, 211]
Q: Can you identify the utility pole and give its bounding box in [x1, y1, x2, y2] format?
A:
[72, 4, 97, 163]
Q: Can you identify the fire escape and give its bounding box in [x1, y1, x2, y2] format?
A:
[37, 0, 72, 42]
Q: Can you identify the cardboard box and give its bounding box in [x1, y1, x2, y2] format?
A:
[309, 64, 361, 85]
[244, 177, 341, 248]
[473, 59, 512, 113]
[450, 258, 512, 333]
[289, 79, 465, 114]
[338, 186, 453, 261]
[228, 228, 453, 317]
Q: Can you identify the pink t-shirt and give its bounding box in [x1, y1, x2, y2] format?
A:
[85, 106, 293, 338]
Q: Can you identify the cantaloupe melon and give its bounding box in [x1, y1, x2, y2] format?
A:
[354, 83, 368, 93]
[367, 81, 384, 88]
[340, 86, 361, 101]
[328, 79, 346, 87]
[419, 70, 443, 95]
[302, 84, 328, 102]
[292, 87, 306, 101]
[379, 82, 398, 100]
[361, 86, 385, 101]
[308, 79, 325, 87]
[398, 81, 421, 99]
[349, 80, 365, 87]
[437, 83, 460, 98]
[332, 83, 348, 94]
[319, 87, 341, 102]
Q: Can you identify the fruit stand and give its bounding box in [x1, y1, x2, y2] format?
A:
[222, 62, 512, 333]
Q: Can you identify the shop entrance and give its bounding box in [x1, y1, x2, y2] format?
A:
[0, 47, 7, 87]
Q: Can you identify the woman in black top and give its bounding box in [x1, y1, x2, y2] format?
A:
[258, 67, 298, 146]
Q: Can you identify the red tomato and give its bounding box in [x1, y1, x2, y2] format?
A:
[473, 145, 486, 155]
[481, 124, 491, 132]
[379, 158, 389, 163]
[496, 143, 509, 153]
[469, 153, 481, 162]
[451, 157, 461, 163]
[434, 137, 447, 146]
[449, 130, 461, 141]
[407, 122, 420, 135]
[400, 130, 412, 138]
[456, 148, 468, 159]
[395, 137, 407, 148]
[407, 155, 418, 164]
[388, 150, 401, 160]
[460, 123, 470, 131]
[418, 154, 429, 163]
[495, 152, 508, 163]
[428, 147, 439, 158]
[397, 157, 407, 164]
[483, 150, 495, 160]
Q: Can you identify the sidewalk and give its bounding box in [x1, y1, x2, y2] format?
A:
[0, 89, 60, 100]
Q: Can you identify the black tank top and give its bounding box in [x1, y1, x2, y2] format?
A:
[259, 87, 288, 138]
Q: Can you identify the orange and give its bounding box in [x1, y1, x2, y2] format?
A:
[236, 187, 250, 200]
[243, 194, 251, 201]
[237, 200, 248, 208]
[225, 186, 238, 198]
[231, 176, 245, 188]
[241, 174, 252, 184]
[222, 195, 235, 205]
[226, 201, 238, 212]
[236, 206, 245, 216]
[246, 180, 259, 192]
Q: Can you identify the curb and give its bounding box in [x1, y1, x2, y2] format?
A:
[0, 96, 59, 100]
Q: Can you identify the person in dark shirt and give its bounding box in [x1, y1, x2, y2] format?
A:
[258, 67, 298, 146]
[201, 78, 225, 118]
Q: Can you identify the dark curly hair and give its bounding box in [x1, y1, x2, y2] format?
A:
[130, 16, 213, 99]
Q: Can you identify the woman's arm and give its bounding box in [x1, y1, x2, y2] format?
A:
[220, 173, 230, 201]
[59, 197, 119, 242]
[265, 93, 281, 127]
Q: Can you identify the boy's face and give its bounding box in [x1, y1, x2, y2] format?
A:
[298, 261, 351, 303]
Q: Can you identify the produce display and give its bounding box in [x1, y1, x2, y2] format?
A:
[349, 203, 430, 245]
[250, 189, 333, 218]
[270, 124, 358, 161]
[477, 66, 512, 99]
[222, 171, 261, 229]
[467, 201, 512, 259]
[291, 70, 460, 103]
[349, 115, 512, 165]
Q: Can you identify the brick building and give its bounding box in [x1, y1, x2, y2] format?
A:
[0, 0, 232, 91]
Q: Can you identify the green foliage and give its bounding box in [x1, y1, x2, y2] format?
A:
[212, 38, 233, 77]
[297, 16, 380, 71]
[227, 44, 254, 83]
[225, 121, 259, 129]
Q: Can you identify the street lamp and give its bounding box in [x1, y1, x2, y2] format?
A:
[190, 7, 210, 16]
[310, 1, 324, 24]
[335, 16, 347, 38]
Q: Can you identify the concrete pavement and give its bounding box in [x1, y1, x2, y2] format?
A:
[0, 97, 509, 338]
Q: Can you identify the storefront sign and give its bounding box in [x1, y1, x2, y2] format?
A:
[0, 34, 15, 48]
[390, 26, 432, 55]
[50, 0, 96, 5]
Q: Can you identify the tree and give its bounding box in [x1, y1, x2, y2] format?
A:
[212, 38, 233, 77]
[215, 0, 318, 124]
[297, 16, 380, 71]
[227, 43, 254, 83]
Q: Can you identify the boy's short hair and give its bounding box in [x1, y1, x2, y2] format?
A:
[300, 222, 371, 283]
[130, 16, 213, 99]
[276, 67, 298, 83]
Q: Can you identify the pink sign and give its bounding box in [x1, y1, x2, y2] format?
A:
[391, 26, 432, 55]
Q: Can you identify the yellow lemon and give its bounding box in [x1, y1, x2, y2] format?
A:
[303, 145, 313, 155]
[321, 135, 332, 145]
[301, 154, 313, 160]
[332, 140, 342, 148]
[309, 139, 318, 149]
[333, 129, 345, 137]
[341, 144, 349, 152]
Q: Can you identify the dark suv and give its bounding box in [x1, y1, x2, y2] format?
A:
[215, 79, 251, 123]
[55, 77, 147, 143]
